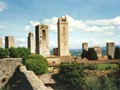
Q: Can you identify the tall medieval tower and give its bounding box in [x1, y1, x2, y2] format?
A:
[57, 16, 69, 56]
[28, 32, 35, 54]
[82, 43, 88, 51]
[106, 42, 115, 58]
[5, 36, 14, 48]
[0, 37, 2, 47]
[35, 24, 50, 57]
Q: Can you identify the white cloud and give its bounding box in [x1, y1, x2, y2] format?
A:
[15, 39, 27, 47]
[24, 15, 120, 33]
[105, 32, 114, 36]
[66, 15, 116, 32]
[0, 1, 7, 12]
[49, 40, 57, 49]
[40, 15, 120, 32]
[30, 21, 40, 26]
[43, 17, 58, 31]
[0, 25, 7, 29]
[23, 25, 31, 32]
[21, 15, 120, 49]
[69, 37, 104, 49]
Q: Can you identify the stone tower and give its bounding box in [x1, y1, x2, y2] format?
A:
[28, 32, 35, 54]
[5, 36, 14, 48]
[0, 37, 2, 47]
[57, 16, 69, 56]
[82, 43, 88, 51]
[93, 46, 102, 57]
[35, 24, 50, 57]
[106, 42, 115, 58]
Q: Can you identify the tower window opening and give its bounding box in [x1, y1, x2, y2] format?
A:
[42, 30, 46, 40]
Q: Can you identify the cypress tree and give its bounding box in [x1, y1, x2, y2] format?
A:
[114, 47, 120, 59]
[81, 49, 87, 59]
[86, 48, 98, 60]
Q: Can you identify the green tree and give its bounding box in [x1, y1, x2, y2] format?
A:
[0, 48, 8, 59]
[17, 47, 30, 59]
[8, 47, 30, 59]
[86, 48, 98, 60]
[81, 49, 87, 59]
[25, 54, 48, 75]
[59, 62, 85, 89]
[8, 47, 20, 58]
[114, 47, 120, 59]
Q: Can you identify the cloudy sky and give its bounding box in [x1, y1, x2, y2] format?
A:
[0, 0, 120, 49]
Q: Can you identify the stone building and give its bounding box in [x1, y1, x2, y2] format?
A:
[106, 42, 115, 58]
[35, 24, 50, 57]
[5, 36, 14, 48]
[82, 43, 88, 51]
[57, 16, 69, 56]
[93, 46, 102, 57]
[53, 48, 58, 56]
[0, 37, 2, 47]
[28, 32, 35, 54]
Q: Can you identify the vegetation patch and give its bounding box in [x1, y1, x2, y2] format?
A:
[97, 64, 119, 70]
[59, 62, 85, 90]
[25, 54, 49, 75]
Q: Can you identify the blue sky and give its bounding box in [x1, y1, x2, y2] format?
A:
[0, 0, 120, 49]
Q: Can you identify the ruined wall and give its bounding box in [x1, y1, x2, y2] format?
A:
[0, 58, 52, 90]
[0, 58, 22, 87]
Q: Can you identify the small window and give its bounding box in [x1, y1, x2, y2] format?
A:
[42, 30, 46, 40]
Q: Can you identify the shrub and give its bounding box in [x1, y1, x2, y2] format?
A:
[8, 47, 31, 59]
[81, 63, 98, 70]
[85, 76, 117, 90]
[59, 62, 85, 89]
[8, 47, 20, 58]
[25, 54, 48, 75]
[0, 48, 8, 59]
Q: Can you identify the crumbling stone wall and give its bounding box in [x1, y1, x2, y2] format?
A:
[0, 58, 22, 87]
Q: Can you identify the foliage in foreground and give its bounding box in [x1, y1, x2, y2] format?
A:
[0, 48, 8, 59]
[85, 76, 117, 90]
[8, 47, 31, 59]
[59, 62, 85, 89]
[25, 54, 48, 75]
[0, 47, 30, 59]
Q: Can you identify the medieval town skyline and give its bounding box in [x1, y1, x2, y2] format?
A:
[0, 0, 120, 49]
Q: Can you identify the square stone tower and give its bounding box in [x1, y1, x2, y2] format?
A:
[106, 42, 115, 58]
[0, 37, 2, 47]
[28, 32, 35, 54]
[82, 43, 88, 51]
[93, 46, 102, 57]
[5, 36, 14, 48]
[57, 16, 69, 56]
[35, 24, 50, 57]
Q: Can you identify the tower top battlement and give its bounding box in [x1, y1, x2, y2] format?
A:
[58, 16, 67, 22]
[35, 24, 48, 30]
[28, 32, 33, 37]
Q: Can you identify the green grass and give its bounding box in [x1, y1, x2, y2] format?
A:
[97, 64, 119, 70]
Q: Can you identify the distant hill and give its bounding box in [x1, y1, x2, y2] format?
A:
[50, 45, 120, 56]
